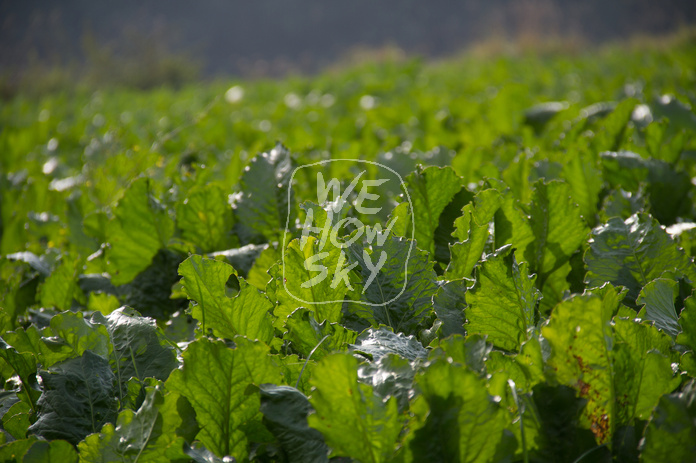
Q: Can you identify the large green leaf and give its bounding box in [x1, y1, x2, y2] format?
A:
[349, 327, 427, 362]
[0, 313, 109, 378]
[178, 255, 273, 343]
[0, 258, 40, 331]
[106, 178, 174, 286]
[259, 385, 329, 463]
[3, 400, 32, 439]
[2, 326, 56, 372]
[591, 98, 637, 152]
[284, 308, 357, 361]
[561, 148, 602, 227]
[636, 278, 681, 339]
[93, 307, 178, 403]
[600, 150, 691, 225]
[274, 236, 347, 325]
[176, 183, 235, 252]
[118, 248, 186, 320]
[410, 359, 513, 462]
[23, 439, 78, 463]
[307, 354, 403, 463]
[38, 256, 83, 311]
[43, 311, 111, 364]
[233, 144, 294, 244]
[542, 293, 616, 443]
[613, 317, 680, 424]
[390, 166, 463, 255]
[27, 351, 118, 445]
[599, 187, 647, 223]
[524, 180, 589, 312]
[77, 385, 192, 463]
[677, 295, 696, 352]
[428, 334, 492, 376]
[465, 245, 540, 352]
[350, 327, 426, 412]
[585, 213, 696, 303]
[433, 189, 475, 268]
[444, 188, 502, 280]
[530, 384, 606, 462]
[490, 181, 536, 272]
[640, 380, 696, 462]
[269, 352, 316, 396]
[166, 337, 282, 460]
[600, 150, 650, 192]
[211, 243, 269, 279]
[246, 245, 279, 290]
[0, 437, 39, 462]
[0, 338, 39, 413]
[484, 336, 545, 393]
[645, 119, 689, 163]
[430, 279, 467, 338]
[0, 392, 22, 438]
[345, 232, 438, 335]
[358, 354, 417, 413]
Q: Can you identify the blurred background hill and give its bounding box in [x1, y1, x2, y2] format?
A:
[1, 0, 695, 94]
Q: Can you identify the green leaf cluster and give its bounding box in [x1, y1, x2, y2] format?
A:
[2, 39, 696, 461]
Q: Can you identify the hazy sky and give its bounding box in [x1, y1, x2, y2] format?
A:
[2, 0, 694, 76]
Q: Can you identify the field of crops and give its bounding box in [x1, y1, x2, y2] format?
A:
[2, 37, 696, 462]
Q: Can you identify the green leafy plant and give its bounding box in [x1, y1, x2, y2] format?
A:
[1, 37, 696, 462]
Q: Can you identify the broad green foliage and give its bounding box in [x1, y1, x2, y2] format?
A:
[613, 317, 680, 424]
[444, 188, 501, 280]
[526, 180, 589, 312]
[543, 293, 617, 443]
[465, 245, 540, 352]
[0, 437, 39, 462]
[176, 183, 235, 252]
[411, 359, 513, 462]
[350, 327, 427, 362]
[585, 213, 696, 303]
[492, 184, 536, 266]
[77, 385, 193, 462]
[179, 254, 274, 343]
[284, 308, 356, 360]
[600, 150, 692, 225]
[677, 295, 696, 352]
[636, 278, 681, 338]
[592, 98, 637, 152]
[106, 178, 174, 286]
[28, 351, 118, 445]
[561, 147, 603, 227]
[94, 307, 179, 403]
[307, 354, 403, 463]
[23, 439, 78, 463]
[430, 278, 468, 337]
[259, 385, 329, 463]
[47, 311, 111, 361]
[2, 41, 696, 461]
[273, 237, 347, 325]
[640, 380, 696, 462]
[530, 384, 605, 462]
[39, 256, 84, 311]
[166, 338, 282, 461]
[345, 233, 438, 334]
[391, 166, 463, 255]
[233, 144, 294, 245]
[543, 290, 680, 445]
